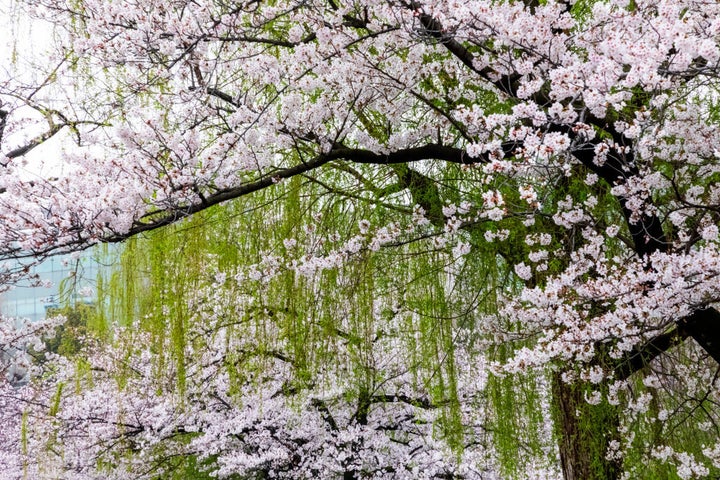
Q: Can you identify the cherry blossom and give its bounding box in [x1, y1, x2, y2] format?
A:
[1, 0, 720, 478]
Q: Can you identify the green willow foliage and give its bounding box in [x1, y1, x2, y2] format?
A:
[92, 190, 393, 363]
[67, 148, 716, 479]
[84, 163, 712, 478]
[84, 159, 535, 467]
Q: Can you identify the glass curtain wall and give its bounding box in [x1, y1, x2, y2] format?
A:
[1, 251, 102, 322]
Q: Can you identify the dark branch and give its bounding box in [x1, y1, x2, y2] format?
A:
[369, 393, 437, 409]
[105, 142, 508, 242]
[207, 87, 239, 107]
[677, 308, 720, 365]
[612, 325, 688, 381]
[0, 109, 7, 147]
[4, 124, 64, 160]
[310, 398, 338, 431]
[612, 308, 720, 380]
[548, 123, 669, 257]
[415, 12, 520, 98]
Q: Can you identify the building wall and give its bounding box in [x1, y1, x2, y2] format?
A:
[0, 253, 100, 322]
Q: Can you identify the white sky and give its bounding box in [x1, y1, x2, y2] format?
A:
[1, 1, 74, 180]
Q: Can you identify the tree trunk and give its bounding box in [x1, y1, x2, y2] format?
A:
[552, 372, 621, 480]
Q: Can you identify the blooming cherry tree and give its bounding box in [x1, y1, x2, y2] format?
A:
[2, 0, 720, 478]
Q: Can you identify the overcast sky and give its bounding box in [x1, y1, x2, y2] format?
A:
[1, 2, 74, 180]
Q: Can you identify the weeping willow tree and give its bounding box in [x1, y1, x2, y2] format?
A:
[28, 168, 565, 479]
[58, 137, 717, 479]
[78, 169, 482, 477]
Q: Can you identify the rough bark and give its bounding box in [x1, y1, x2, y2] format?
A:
[552, 373, 622, 480]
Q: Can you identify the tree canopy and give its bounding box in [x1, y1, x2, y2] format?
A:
[1, 0, 720, 479]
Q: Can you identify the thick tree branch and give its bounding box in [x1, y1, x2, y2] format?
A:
[0, 109, 7, 146]
[677, 308, 720, 365]
[3, 124, 64, 160]
[369, 393, 437, 409]
[206, 87, 238, 107]
[310, 398, 339, 431]
[612, 325, 688, 381]
[390, 163, 444, 226]
[105, 143, 510, 242]
[612, 308, 720, 380]
[408, 3, 551, 105]
[564, 134, 668, 257]
[414, 10, 521, 98]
